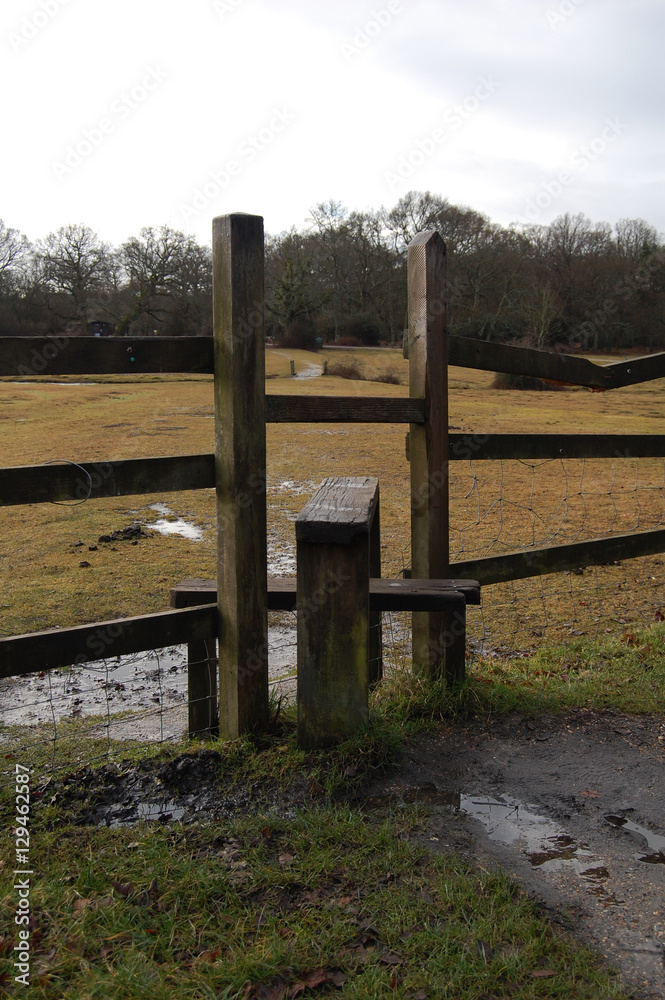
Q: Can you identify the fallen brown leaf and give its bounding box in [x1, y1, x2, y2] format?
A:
[197, 948, 221, 963]
[530, 969, 556, 978]
[581, 789, 601, 798]
[326, 968, 347, 987]
[379, 950, 404, 965]
[111, 881, 134, 897]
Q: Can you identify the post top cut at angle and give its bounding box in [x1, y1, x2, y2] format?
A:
[295, 476, 379, 545]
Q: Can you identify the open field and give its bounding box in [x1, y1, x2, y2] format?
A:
[3, 347, 665, 647]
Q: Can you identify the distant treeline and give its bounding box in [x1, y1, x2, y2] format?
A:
[1, 191, 663, 352]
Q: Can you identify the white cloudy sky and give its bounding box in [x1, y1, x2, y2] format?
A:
[1, 0, 663, 246]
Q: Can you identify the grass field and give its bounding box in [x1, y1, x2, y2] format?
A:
[2, 349, 665, 997]
[2, 347, 665, 644]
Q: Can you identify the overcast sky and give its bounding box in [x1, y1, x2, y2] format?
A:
[2, 0, 662, 247]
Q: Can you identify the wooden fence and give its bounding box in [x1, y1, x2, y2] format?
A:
[3, 213, 665, 740]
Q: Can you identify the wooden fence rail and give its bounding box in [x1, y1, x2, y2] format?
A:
[5, 333, 665, 390]
[3, 435, 665, 507]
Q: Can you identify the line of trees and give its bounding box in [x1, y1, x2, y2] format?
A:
[2, 192, 664, 352]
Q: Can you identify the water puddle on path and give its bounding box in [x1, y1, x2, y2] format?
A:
[605, 814, 665, 864]
[459, 793, 617, 899]
[101, 799, 187, 828]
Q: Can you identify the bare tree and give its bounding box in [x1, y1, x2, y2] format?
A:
[0, 220, 29, 282]
[117, 226, 201, 336]
[36, 224, 113, 332]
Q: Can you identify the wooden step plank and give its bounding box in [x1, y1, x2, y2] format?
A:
[171, 577, 480, 612]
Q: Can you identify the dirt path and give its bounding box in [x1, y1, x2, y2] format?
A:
[359, 709, 665, 998]
[42, 708, 665, 996]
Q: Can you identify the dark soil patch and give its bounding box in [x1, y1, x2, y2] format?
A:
[38, 748, 311, 828]
[357, 708, 665, 999]
[32, 710, 665, 997]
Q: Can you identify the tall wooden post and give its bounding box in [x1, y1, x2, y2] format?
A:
[213, 214, 269, 736]
[296, 477, 378, 749]
[408, 231, 451, 680]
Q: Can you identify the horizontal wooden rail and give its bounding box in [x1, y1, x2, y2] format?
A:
[4, 335, 665, 390]
[0, 455, 216, 505]
[452, 526, 665, 586]
[450, 433, 665, 461]
[171, 576, 481, 612]
[3, 435, 665, 506]
[449, 336, 665, 390]
[0, 336, 214, 376]
[266, 395, 424, 423]
[0, 605, 217, 679]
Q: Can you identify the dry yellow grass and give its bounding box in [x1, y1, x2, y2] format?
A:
[2, 347, 665, 652]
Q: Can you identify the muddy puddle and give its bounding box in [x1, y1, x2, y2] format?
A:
[38, 749, 301, 828]
[144, 503, 203, 541]
[0, 624, 297, 737]
[605, 814, 665, 864]
[360, 715, 665, 996]
[458, 793, 619, 899]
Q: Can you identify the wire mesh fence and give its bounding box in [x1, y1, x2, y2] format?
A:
[451, 455, 665, 654]
[3, 456, 665, 780]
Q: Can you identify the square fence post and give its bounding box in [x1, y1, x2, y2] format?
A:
[213, 214, 269, 737]
[296, 477, 378, 749]
[408, 231, 451, 681]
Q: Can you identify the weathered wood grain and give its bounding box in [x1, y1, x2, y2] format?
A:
[214, 213, 269, 737]
[171, 576, 480, 612]
[168, 582, 218, 738]
[4, 435, 665, 507]
[452, 527, 665, 585]
[409, 230, 451, 680]
[448, 336, 665, 389]
[0, 454, 216, 506]
[296, 477, 378, 748]
[266, 395, 424, 423]
[295, 476, 380, 545]
[0, 605, 217, 679]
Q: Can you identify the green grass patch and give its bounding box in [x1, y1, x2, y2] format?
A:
[0, 807, 629, 999]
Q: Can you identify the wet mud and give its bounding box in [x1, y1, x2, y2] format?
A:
[18, 705, 665, 996]
[359, 708, 665, 998]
